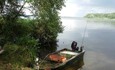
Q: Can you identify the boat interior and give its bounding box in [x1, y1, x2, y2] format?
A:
[38, 49, 82, 69]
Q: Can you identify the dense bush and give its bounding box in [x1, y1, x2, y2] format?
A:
[0, 0, 65, 69]
[0, 43, 36, 67]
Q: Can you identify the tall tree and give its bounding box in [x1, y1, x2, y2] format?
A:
[0, 0, 65, 68]
[31, 0, 65, 53]
[0, 0, 38, 67]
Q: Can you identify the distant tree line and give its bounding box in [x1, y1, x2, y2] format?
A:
[85, 13, 115, 19]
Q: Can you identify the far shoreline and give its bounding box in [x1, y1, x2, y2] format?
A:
[84, 13, 115, 20]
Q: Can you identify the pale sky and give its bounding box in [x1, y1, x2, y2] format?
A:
[60, 0, 115, 17]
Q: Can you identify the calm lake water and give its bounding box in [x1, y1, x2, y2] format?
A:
[57, 18, 115, 70]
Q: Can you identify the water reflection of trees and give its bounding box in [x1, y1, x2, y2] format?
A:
[86, 19, 115, 24]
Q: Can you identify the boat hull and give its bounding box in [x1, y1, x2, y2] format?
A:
[39, 49, 85, 70]
[52, 51, 85, 70]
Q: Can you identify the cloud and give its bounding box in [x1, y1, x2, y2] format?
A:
[60, 3, 82, 17]
[83, 0, 91, 3]
[60, 0, 115, 17]
[68, 0, 115, 8]
[88, 0, 115, 8]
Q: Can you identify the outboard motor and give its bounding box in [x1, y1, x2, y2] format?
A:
[71, 41, 78, 51]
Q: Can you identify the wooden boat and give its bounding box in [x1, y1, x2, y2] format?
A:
[38, 48, 85, 70]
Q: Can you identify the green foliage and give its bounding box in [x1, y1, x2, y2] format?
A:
[0, 0, 38, 68]
[1, 43, 36, 67]
[0, 18, 38, 47]
[32, 0, 65, 51]
[85, 13, 115, 19]
[0, 0, 65, 68]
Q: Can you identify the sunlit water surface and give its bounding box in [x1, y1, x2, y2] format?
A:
[57, 18, 115, 70]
